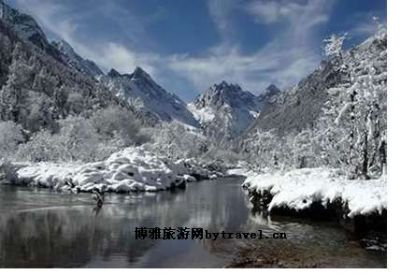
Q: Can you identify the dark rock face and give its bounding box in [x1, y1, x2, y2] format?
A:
[107, 68, 121, 78]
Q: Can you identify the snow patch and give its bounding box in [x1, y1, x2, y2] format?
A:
[6, 147, 217, 193]
[243, 168, 386, 218]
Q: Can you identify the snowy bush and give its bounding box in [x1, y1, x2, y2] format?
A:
[89, 106, 148, 147]
[143, 122, 210, 159]
[239, 128, 321, 172]
[16, 116, 101, 162]
[13, 105, 148, 162]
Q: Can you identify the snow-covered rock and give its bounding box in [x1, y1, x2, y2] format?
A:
[243, 168, 386, 218]
[100, 67, 199, 127]
[6, 147, 218, 193]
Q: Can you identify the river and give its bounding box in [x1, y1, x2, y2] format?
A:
[0, 177, 386, 268]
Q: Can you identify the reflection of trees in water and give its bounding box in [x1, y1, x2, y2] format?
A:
[0, 211, 92, 267]
[0, 177, 253, 267]
[0, 209, 155, 267]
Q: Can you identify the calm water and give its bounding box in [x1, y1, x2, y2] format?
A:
[0, 177, 386, 268]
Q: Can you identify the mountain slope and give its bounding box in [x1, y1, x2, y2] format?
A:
[0, 10, 156, 132]
[247, 30, 386, 136]
[52, 40, 104, 78]
[0, 0, 197, 130]
[101, 67, 199, 127]
[188, 81, 277, 140]
[0, 0, 61, 60]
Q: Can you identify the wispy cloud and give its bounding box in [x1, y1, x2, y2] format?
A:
[349, 14, 385, 38]
[11, 0, 379, 99]
[206, 0, 240, 42]
[167, 0, 333, 93]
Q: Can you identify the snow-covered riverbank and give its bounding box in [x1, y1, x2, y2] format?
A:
[242, 168, 386, 218]
[1, 147, 221, 193]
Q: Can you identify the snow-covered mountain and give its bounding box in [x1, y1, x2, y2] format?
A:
[100, 67, 199, 127]
[188, 81, 276, 139]
[0, 0, 60, 60]
[0, 0, 200, 129]
[258, 84, 281, 104]
[0, 1, 159, 132]
[1, 0, 103, 79]
[52, 40, 103, 78]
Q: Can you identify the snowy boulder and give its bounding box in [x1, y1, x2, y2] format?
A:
[209, 174, 217, 180]
[108, 182, 131, 193]
[183, 174, 196, 182]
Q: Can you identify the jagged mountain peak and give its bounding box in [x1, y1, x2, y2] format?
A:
[101, 66, 199, 127]
[213, 80, 233, 89]
[265, 84, 280, 94]
[258, 84, 281, 103]
[210, 81, 242, 93]
[131, 66, 152, 80]
[107, 68, 122, 78]
[107, 66, 154, 82]
[194, 81, 258, 111]
[189, 81, 268, 139]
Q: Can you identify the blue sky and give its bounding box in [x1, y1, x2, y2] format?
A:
[8, 0, 386, 101]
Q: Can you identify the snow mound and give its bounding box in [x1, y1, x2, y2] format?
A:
[8, 147, 216, 193]
[242, 168, 386, 218]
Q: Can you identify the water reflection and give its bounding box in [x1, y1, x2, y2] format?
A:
[0, 179, 386, 268]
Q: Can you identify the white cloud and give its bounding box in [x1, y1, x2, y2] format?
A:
[166, 0, 333, 93]
[247, 0, 329, 26]
[13, 0, 333, 97]
[349, 16, 384, 38]
[206, 0, 240, 41]
[167, 43, 320, 93]
[247, 0, 331, 46]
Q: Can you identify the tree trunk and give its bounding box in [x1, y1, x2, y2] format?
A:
[361, 131, 369, 179]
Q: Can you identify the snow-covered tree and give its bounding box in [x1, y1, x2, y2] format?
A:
[16, 116, 99, 162]
[323, 33, 347, 58]
[317, 28, 387, 178]
[0, 120, 24, 160]
[89, 106, 146, 147]
[240, 129, 280, 170]
[144, 122, 211, 160]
